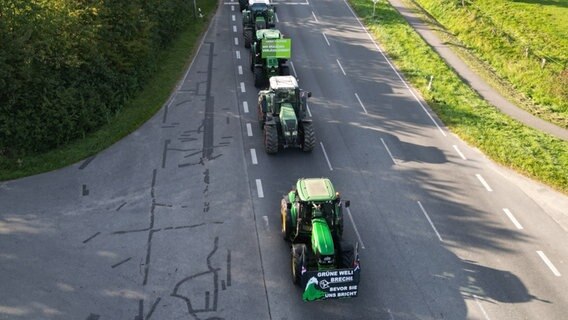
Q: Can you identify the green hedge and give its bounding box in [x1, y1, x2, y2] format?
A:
[0, 0, 194, 155]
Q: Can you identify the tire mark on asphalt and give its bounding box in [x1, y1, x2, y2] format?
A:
[79, 156, 96, 170]
[111, 257, 132, 269]
[82, 232, 100, 244]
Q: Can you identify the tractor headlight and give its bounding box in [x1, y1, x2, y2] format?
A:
[284, 131, 291, 136]
[318, 255, 334, 266]
[291, 130, 297, 136]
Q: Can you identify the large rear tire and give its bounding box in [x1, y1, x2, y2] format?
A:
[244, 30, 253, 48]
[281, 199, 293, 241]
[301, 122, 315, 152]
[264, 124, 278, 154]
[339, 242, 355, 268]
[257, 103, 265, 129]
[291, 244, 307, 285]
[254, 66, 265, 88]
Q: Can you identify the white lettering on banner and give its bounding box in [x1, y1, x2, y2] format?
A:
[337, 291, 357, 297]
[325, 293, 337, 298]
[330, 276, 353, 283]
[339, 270, 353, 276]
[330, 286, 348, 292]
[317, 271, 338, 277]
[349, 285, 358, 290]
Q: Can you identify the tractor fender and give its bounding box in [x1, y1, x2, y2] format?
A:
[264, 117, 276, 125]
[301, 119, 313, 124]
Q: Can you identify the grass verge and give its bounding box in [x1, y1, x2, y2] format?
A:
[412, 0, 568, 129]
[348, 0, 568, 193]
[0, 0, 217, 181]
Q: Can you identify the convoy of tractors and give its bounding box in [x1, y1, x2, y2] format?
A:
[239, 0, 361, 301]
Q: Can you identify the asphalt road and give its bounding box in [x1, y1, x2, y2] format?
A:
[1, 0, 567, 319]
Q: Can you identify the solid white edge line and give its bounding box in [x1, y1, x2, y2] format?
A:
[537, 251, 561, 277]
[238, 65, 243, 75]
[417, 201, 443, 241]
[233, 25, 237, 32]
[380, 138, 397, 165]
[246, 123, 253, 136]
[354, 93, 368, 114]
[290, 61, 298, 78]
[275, 12, 279, 22]
[322, 32, 330, 46]
[346, 208, 366, 249]
[240, 82, 246, 93]
[319, 142, 333, 171]
[503, 208, 523, 230]
[243, 101, 249, 113]
[234, 37, 239, 46]
[250, 148, 258, 164]
[236, 50, 241, 59]
[453, 145, 467, 160]
[475, 174, 493, 192]
[336, 59, 346, 76]
[256, 179, 264, 198]
[342, 0, 447, 137]
[473, 295, 492, 320]
[312, 11, 318, 22]
[306, 103, 312, 117]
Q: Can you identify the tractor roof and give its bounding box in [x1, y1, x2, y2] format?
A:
[257, 29, 282, 40]
[249, 0, 270, 4]
[296, 178, 336, 202]
[269, 76, 298, 90]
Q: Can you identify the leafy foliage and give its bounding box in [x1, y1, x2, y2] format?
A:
[0, 0, 195, 155]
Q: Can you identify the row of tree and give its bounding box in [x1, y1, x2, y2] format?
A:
[0, 0, 195, 155]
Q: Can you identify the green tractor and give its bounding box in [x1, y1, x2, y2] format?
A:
[281, 178, 361, 301]
[242, 0, 276, 48]
[250, 29, 291, 87]
[257, 76, 315, 154]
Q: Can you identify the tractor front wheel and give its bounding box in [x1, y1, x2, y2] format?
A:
[244, 30, 253, 48]
[291, 244, 307, 285]
[301, 123, 315, 152]
[264, 124, 279, 154]
[254, 67, 265, 88]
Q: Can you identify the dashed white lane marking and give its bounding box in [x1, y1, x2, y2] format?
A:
[417, 201, 443, 242]
[336, 59, 346, 76]
[256, 179, 264, 198]
[537, 251, 561, 277]
[240, 82, 246, 93]
[453, 145, 467, 160]
[232, 14, 235, 21]
[322, 32, 330, 46]
[475, 174, 493, 192]
[238, 65, 243, 75]
[236, 50, 241, 59]
[275, 12, 279, 22]
[320, 142, 333, 171]
[380, 138, 397, 165]
[346, 208, 366, 249]
[290, 61, 298, 78]
[503, 208, 523, 230]
[343, 0, 447, 137]
[354, 93, 368, 114]
[233, 25, 237, 32]
[234, 37, 239, 46]
[312, 11, 318, 22]
[246, 123, 253, 136]
[243, 101, 249, 113]
[231, 5, 235, 11]
[250, 149, 258, 164]
[306, 103, 312, 117]
[262, 215, 269, 231]
[473, 295, 492, 320]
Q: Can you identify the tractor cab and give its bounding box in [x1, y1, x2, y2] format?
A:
[266, 76, 310, 117]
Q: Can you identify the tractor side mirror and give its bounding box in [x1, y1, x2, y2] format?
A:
[307, 91, 312, 98]
[287, 202, 292, 209]
[344, 200, 350, 208]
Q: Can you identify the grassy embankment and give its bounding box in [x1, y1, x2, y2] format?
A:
[411, 0, 568, 128]
[0, 1, 217, 181]
[348, 0, 568, 193]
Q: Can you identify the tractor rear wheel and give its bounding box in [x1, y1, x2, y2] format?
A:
[339, 242, 355, 268]
[281, 199, 293, 241]
[264, 124, 278, 154]
[291, 244, 307, 285]
[244, 30, 253, 48]
[301, 122, 315, 152]
[280, 65, 290, 76]
[254, 66, 265, 88]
